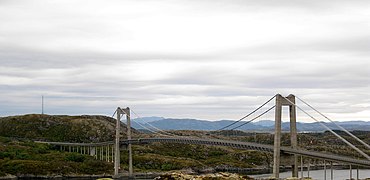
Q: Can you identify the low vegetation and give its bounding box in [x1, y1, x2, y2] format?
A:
[0, 136, 112, 176]
[0, 114, 369, 176]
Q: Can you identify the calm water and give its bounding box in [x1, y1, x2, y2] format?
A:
[251, 169, 370, 180]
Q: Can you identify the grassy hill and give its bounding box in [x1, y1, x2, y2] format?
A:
[0, 114, 273, 176]
[0, 114, 369, 177]
[0, 114, 139, 142]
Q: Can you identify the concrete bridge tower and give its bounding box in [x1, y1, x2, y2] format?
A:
[273, 94, 298, 178]
[114, 107, 133, 178]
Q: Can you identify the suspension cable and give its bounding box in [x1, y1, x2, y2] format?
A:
[218, 95, 276, 131]
[231, 105, 276, 130]
[130, 109, 178, 137]
[282, 96, 370, 160]
[134, 120, 171, 137]
[296, 96, 370, 149]
[117, 107, 170, 137]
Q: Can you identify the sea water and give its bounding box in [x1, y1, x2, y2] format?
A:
[251, 169, 370, 180]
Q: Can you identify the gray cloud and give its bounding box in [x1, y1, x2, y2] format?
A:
[0, 0, 369, 121]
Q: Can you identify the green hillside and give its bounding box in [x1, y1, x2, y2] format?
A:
[0, 114, 369, 177]
[0, 114, 135, 142]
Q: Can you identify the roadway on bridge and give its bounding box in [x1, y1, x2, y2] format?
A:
[38, 137, 370, 167]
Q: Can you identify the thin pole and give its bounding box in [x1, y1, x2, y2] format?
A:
[106, 146, 109, 162]
[301, 156, 303, 178]
[350, 164, 352, 180]
[330, 161, 333, 180]
[112, 145, 114, 163]
[307, 159, 310, 177]
[324, 160, 327, 180]
[356, 166, 359, 180]
[42, 95, 44, 114]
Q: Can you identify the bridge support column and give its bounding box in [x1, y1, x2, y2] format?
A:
[301, 156, 303, 178]
[122, 107, 133, 178]
[307, 159, 310, 178]
[114, 107, 121, 177]
[273, 94, 282, 178]
[330, 161, 333, 180]
[287, 94, 298, 178]
[324, 160, 327, 180]
[106, 145, 109, 162]
[111, 145, 114, 163]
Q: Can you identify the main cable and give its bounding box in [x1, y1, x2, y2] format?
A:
[131, 109, 179, 137]
[111, 109, 117, 118]
[230, 105, 275, 130]
[218, 95, 276, 131]
[282, 96, 370, 160]
[296, 96, 370, 150]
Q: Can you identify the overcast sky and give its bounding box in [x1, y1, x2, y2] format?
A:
[0, 0, 369, 122]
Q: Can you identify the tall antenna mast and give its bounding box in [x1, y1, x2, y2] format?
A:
[42, 95, 44, 115]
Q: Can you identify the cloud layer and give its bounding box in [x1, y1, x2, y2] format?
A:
[1, 0, 369, 122]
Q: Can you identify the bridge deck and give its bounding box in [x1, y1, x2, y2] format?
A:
[37, 137, 370, 167]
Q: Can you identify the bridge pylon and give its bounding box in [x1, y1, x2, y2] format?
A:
[273, 94, 298, 178]
[114, 107, 133, 178]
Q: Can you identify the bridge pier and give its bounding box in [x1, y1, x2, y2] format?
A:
[307, 159, 310, 178]
[330, 161, 333, 180]
[114, 107, 133, 178]
[90, 146, 96, 157]
[273, 94, 298, 178]
[122, 107, 133, 178]
[324, 160, 327, 180]
[300, 156, 303, 178]
[111, 145, 114, 163]
[273, 94, 282, 178]
[114, 108, 122, 177]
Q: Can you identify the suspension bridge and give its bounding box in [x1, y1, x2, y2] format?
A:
[37, 94, 370, 180]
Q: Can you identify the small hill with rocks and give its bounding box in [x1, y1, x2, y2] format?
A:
[0, 114, 138, 143]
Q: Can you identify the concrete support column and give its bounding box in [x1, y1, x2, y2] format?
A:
[91, 146, 96, 158]
[287, 94, 298, 178]
[273, 94, 282, 178]
[114, 107, 121, 177]
[112, 145, 114, 163]
[324, 160, 327, 180]
[301, 156, 303, 178]
[307, 159, 310, 178]
[106, 146, 108, 162]
[124, 107, 133, 178]
[350, 164, 352, 180]
[101, 146, 103, 160]
[330, 161, 333, 180]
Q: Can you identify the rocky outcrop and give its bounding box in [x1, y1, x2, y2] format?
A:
[154, 172, 254, 180]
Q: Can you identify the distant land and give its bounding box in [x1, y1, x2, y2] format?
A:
[132, 117, 370, 132]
